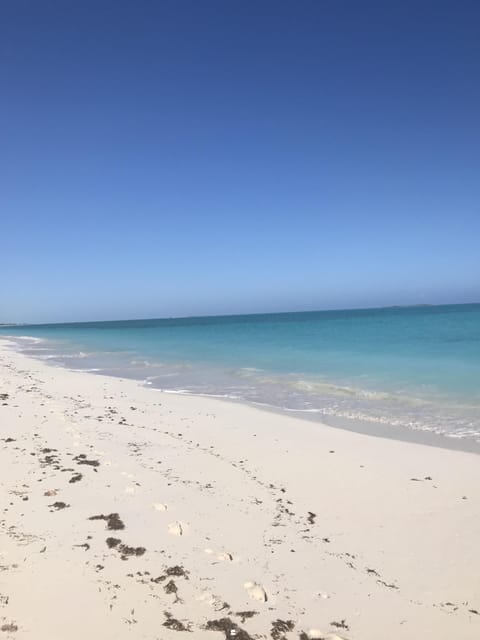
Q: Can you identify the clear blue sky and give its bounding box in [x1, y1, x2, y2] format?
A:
[1, 0, 479, 323]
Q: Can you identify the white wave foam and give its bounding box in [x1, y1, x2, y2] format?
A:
[39, 351, 91, 360]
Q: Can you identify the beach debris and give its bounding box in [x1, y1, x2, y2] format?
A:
[164, 580, 178, 594]
[118, 544, 146, 559]
[376, 579, 398, 590]
[105, 537, 146, 559]
[69, 473, 83, 483]
[165, 565, 189, 578]
[163, 611, 191, 632]
[271, 619, 295, 639]
[151, 565, 189, 583]
[204, 618, 254, 640]
[49, 501, 69, 510]
[89, 513, 125, 530]
[39, 450, 61, 469]
[233, 611, 258, 623]
[307, 512, 316, 525]
[244, 581, 268, 602]
[106, 537, 121, 549]
[153, 502, 167, 511]
[299, 631, 326, 640]
[0, 623, 18, 633]
[164, 579, 182, 602]
[73, 454, 100, 468]
[299, 630, 348, 640]
[330, 620, 349, 630]
[43, 490, 58, 497]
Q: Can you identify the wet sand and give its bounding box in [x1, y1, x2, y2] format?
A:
[1, 339, 479, 639]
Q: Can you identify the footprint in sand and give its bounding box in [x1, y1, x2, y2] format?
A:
[168, 521, 188, 536]
[244, 581, 267, 602]
[153, 503, 168, 512]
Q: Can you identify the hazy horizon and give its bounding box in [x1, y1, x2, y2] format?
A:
[2, 299, 480, 328]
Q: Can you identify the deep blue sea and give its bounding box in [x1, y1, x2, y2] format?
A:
[2, 304, 480, 444]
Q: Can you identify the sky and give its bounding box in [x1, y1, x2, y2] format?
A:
[1, 0, 479, 323]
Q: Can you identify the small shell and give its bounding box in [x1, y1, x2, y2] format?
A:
[168, 521, 186, 536]
[244, 581, 268, 602]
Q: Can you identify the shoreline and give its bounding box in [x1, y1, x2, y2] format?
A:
[2, 335, 480, 456]
[1, 342, 480, 639]
[175, 392, 480, 456]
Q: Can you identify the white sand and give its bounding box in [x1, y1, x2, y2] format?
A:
[0, 338, 479, 639]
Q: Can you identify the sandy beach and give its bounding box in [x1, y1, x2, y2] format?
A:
[1, 338, 479, 640]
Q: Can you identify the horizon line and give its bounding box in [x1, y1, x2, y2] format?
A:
[2, 300, 480, 328]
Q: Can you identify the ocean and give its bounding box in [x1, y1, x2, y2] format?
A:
[2, 304, 480, 445]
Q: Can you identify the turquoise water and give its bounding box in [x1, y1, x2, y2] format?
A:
[2, 304, 480, 442]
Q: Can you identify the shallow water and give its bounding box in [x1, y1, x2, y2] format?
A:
[2, 304, 480, 444]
